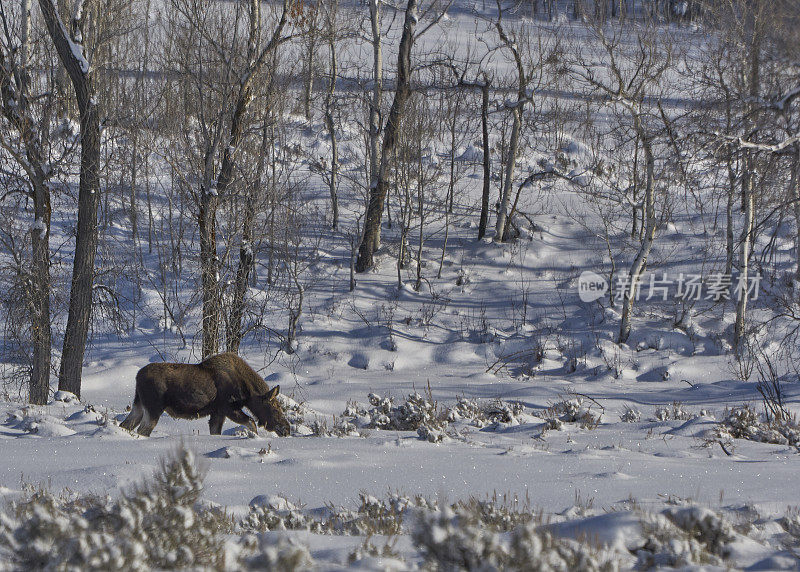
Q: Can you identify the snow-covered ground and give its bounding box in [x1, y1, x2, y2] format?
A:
[2, 1, 800, 569]
[3, 204, 800, 568]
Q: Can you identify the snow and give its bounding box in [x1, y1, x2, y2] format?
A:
[31, 219, 47, 239]
[47, 0, 90, 74]
[2, 3, 800, 569]
[456, 144, 483, 162]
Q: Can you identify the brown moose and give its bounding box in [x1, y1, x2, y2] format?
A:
[120, 352, 290, 437]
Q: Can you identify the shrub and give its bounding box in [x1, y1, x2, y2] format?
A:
[412, 504, 619, 571]
[447, 398, 525, 428]
[235, 533, 314, 571]
[0, 447, 312, 571]
[634, 506, 734, 569]
[342, 392, 449, 440]
[546, 398, 601, 430]
[716, 404, 800, 450]
[652, 402, 696, 422]
[509, 525, 619, 572]
[412, 505, 509, 571]
[240, 492, 408, 537]
[619, 405, 641, 423]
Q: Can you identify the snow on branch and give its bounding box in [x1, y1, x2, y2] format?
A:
[722, 133, 800, 154]
[38, 0, 90, 75]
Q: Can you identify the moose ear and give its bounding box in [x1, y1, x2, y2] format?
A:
[265, 385, 280, 401]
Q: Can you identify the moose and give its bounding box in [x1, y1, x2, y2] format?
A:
[120, 353, 290, 437]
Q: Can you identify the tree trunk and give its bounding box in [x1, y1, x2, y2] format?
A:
[38, 0, 101, 398]
[226, 198, 256, 354]
[733, 160, 754, 349]
[791, 151, 800, 282]
[368, 0, 383, 251]
[324, 28, 339, 229]
[493, 14, 527, 243]
[210, 0, 288, 355]
[495, 104, 522, 242]
[302, 3, 318, 119]
[618, 128, 656, 345]
[20, 0, 31, 87]
[355, 0, 419, 272]
[30, 174, 52, 405]
[725, 155, 736, 277]
[199, 185, 220, 358]
[415, 143, 425, 291]
[286, 267, 304, 353]
[0, 1, 52, 404]
[733, 19, 761, 353]
[227, 113, 272, 354]
[477, 80, 491, 240]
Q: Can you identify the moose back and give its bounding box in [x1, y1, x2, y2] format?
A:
[120, 353, 290, 436]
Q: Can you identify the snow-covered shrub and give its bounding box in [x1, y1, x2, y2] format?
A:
[275, 394, 310, 426]
[546, 398, 601, 429]
[418, 424, 447, 443]
[0, 485, 99, 570]
[241, 501, 320, 534]
[0, 447, 232, 570]
[663, 506, 734, 557]
[235, 533, 314, 571]
[412, 504, 619, 571]
[412, 505, 510, 571]
[348, 536, 400, 565]
[635, 506, 733, 569]
[652, 401, 696, 422]
[446, 397, 525, 428]
[716, 404, 800, 449]
[619, 405, 641, 423]
[0, 446, 314, 571]
[348, 493, 406, 536]
[509, 524, 620, 572]
[482, 400, 525, 425]
[453, 495, 534, 532]
[636, 516, 718, 568]
[447, 397, 485, 426]
[343, 392, 449, 440]
[240, 492, 409, 537]
[310, 416, 362, 438]
[780, 509, 800, 546]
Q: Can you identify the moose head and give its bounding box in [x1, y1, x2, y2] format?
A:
[247, 385, 291, 436]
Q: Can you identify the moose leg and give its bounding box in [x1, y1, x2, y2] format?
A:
[226, 408, 258, 433]
[209, 411, 225, 435]
[137, 406, 163, 437]
[120, 394, 144, 431]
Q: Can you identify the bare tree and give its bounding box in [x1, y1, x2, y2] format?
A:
[492, 4, 529, 243]
[490, 2, 561, 242]
[355, 0, 451, 272]
[0, 1, 59, 403]
[38, 0, 101, 398]
[696, 0, 796, 351]
[440, 42, 496, 241]
[224, 0, 292, 355]
[300, 0, 320, 119]
[368, 0, 383, 246]
[167, 0, 291, 357]
[314, 0, 343, 230]
[572, 21, 673, 344]
[355, 0, 420, 271]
